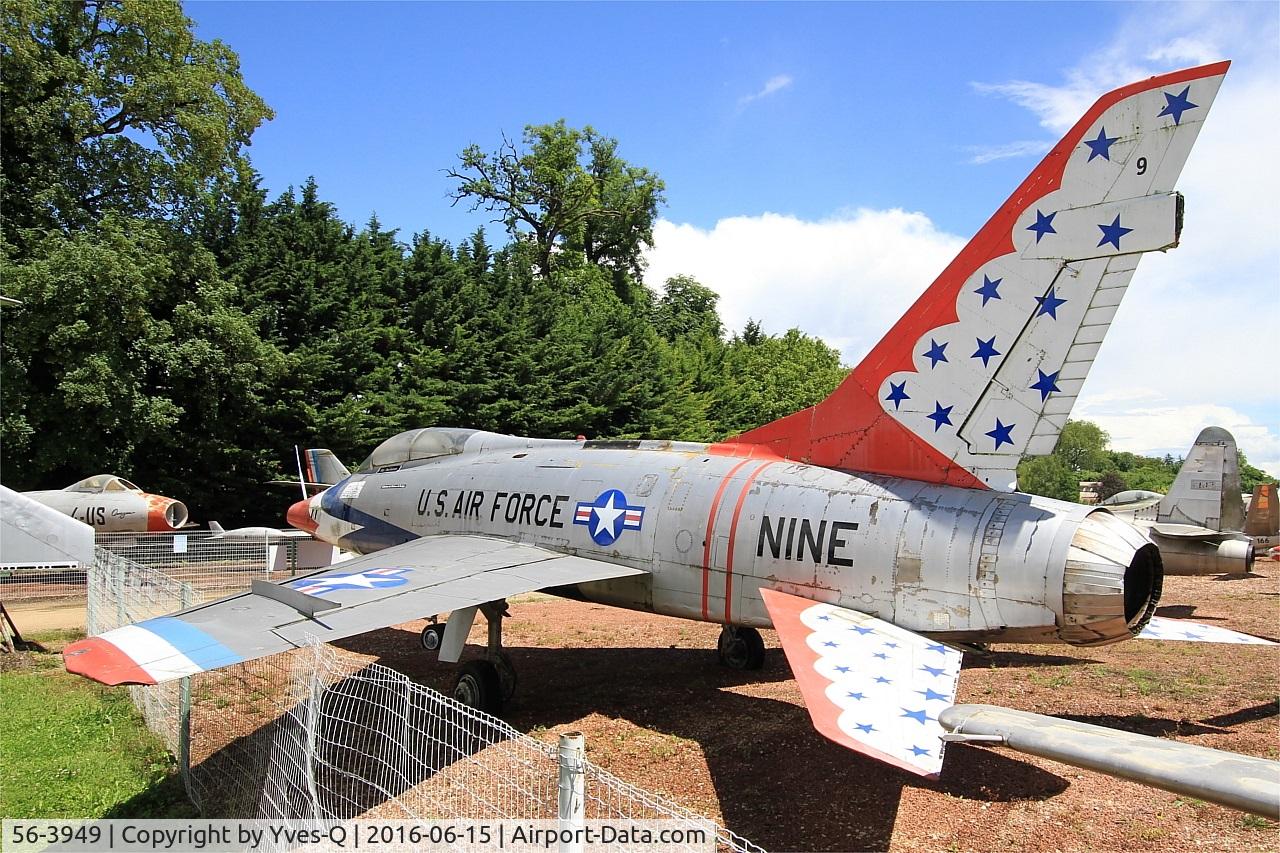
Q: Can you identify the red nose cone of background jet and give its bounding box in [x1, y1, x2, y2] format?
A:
[287, 497, 318, 533]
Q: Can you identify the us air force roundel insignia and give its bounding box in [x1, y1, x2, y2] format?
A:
[289, 567, 411, 595]
[573, 489, 645, 547]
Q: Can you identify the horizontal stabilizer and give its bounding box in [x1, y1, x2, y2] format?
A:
[1136, 616, 1275, 645]
[761, 588, 963, 777]
[939, 704, 1280, 818]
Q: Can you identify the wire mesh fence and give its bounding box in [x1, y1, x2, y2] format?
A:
[0, 564, 89, 602]
[88, 547, 766, 853]
[3, 531, 318, 603]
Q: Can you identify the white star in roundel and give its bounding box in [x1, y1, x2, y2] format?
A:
[592, 492, 625, 538]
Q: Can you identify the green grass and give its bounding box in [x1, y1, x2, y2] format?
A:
[0, 655, 196, 818]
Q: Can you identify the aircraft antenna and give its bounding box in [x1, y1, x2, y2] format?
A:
[294, 445, 306, 502]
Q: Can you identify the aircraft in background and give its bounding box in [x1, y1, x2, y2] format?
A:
[268, 448, 351, 498]
[1244, 482, 1278, 545]
[1102, 426, 1255, 575]
[207, 520, 312, 541]
[22, 475, 189, 532]
[64, 62, 1279, 813]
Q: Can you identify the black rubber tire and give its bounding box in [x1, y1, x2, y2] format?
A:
[420, 622, 446, 653]
[453, 660, 503, 715]
[718, 626, 766, 670]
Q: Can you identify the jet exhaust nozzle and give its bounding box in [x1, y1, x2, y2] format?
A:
[1060, 511, 1162, 646]
[147, 499, 188, 531]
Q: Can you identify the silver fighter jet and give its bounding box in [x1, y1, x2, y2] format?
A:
[1103, 426, 1256, 574]
[64, 62, 1279, 806]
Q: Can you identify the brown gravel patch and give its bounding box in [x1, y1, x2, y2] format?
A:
[312, 560, 1280, 852]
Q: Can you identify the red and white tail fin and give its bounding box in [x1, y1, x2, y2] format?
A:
[733, 62, 1229, 491]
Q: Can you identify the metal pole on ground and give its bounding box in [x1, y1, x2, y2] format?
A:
[178, 581, 194, 799]
[557, 731, 585, 853]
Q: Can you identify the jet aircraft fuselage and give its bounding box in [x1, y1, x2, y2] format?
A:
[24, 475, 189, 532]
[292, 428, 1161, 649]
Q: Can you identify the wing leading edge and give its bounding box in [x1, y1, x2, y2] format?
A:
[64, 535, 646, 685]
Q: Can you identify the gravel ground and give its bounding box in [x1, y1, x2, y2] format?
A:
[319, 559, 1279, 852]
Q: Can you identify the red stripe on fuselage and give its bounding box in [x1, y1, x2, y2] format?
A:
[702, 458, 754, 621]
[723, 462, 775, 624]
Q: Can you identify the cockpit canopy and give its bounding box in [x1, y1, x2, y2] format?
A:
[65, 474, 142, 494]
[1100, 489, 1164, 506]
[356, 428, 480, 473]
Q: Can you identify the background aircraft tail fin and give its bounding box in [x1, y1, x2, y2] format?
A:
[732, 62, 1229, 491]
[303, 448, 350, 486]
[1157, 426, 1244, 531]
[1244, 483, 1278, 538]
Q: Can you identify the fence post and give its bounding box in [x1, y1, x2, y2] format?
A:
[557, 731, 585, 853]
[178, 581, 195, 803]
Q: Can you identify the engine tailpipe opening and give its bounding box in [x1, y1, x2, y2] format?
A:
[1060, 511, 1162, 646]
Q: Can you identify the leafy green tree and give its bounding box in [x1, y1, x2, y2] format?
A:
[652, 275, 723, 342]
[1, 0, 273, 242]
[0, 217, 284, 520]
[711, 328, 847, 436]
[1238, 451, 1272, 495]
[1054, 420, 1111, 474]
[1017, 455, 1080, 502]
[447, 120, 664, 279]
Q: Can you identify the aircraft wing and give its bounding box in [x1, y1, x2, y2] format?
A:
[760, 588, 964, 778]
[64, 535, 646, 686]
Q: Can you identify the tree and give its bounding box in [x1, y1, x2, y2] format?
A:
[0, 217, 283, 511]
[447, 120, 664, 279]
[1054, 420, 1110, 474]
[652, 275, 722, 342]
[1238, 450, 1273, 496]
[711, 328, 848, 436]
[1017, 455, 1080, 502]
[1098, 470, 1127, 501]
[1, 0, 273, 242]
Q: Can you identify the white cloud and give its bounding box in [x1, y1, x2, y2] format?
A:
[966, 139, 1052, 165]
[644, 210, 963, 357]
[738, 74, 794, 106]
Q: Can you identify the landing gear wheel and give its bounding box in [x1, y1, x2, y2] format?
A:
[718, 626, 766, 670]
[453, 660, 502, 715]
[493, 650, 518, 701]
[420, 622, 446, 653]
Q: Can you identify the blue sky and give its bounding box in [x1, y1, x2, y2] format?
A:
[190, 1, 1124, 239]
[189, 2, 1279, 474]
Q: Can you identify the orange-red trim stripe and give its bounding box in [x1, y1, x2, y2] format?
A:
[702, 458, 754, 620]
[723, 461, 775, 624]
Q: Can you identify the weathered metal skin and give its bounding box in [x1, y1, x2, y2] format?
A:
[308, 429, 1160, 647]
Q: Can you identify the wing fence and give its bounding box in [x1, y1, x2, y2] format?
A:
[85, 546, 766, 853]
